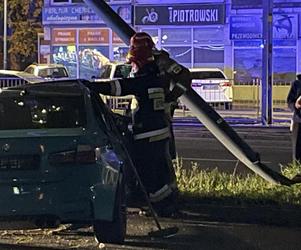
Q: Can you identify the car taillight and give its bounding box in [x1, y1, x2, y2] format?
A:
[220, 81, 232, 87]
[49, 145, 98, 165]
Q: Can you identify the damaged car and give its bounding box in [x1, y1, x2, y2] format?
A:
[0, 79, 130, 244]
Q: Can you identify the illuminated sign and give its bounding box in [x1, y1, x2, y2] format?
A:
[135, 4, 225, 25]
[230, 14, 297, 40]
[79, 29, 109, 44]
[52, 29, 76, 44]
[43, 4, 132, 24]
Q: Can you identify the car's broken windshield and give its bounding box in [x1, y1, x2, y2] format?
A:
[0, 94, 86, 130]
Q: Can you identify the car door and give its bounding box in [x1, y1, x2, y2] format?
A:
[90, 93, 128, 173]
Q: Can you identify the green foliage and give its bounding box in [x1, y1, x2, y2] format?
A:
[0, 0, 43, 69]
[175, 159, 301, 206]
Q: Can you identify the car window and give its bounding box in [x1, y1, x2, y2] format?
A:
[24, 66, 34, 74]
[191, 71, 225, 79]
[98, 65, 112, 79]
[38, 68, 68, 78]
[114, 65, 132, 78]
[0, 94, 86, 130]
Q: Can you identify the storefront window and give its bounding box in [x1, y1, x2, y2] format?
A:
[78, 46, 110, 79]
[161, 28, 191, 45]
[234, 46, 296, 84]
[194, 27, 224, 44]
[273, 48, 296, 83]
[162, 47, 191, 68]
[234, 48, 262, 84]
[52, 46, 77, 78]
[193, 45, 224, 68]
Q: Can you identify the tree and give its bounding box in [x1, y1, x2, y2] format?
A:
[0, 0, 43, 70]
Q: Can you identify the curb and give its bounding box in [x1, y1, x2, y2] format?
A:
[180, 203, 301, 227]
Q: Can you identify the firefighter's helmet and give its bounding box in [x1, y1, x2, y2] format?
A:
[127, 32, 155, 68]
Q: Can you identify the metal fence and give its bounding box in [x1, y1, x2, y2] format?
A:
[0, 76, 290, 116]
[0, 77, 27, 88]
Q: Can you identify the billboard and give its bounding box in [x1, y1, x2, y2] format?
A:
[230, 14, 298, 40]
[135, 4, 225, 26]
[43, 4, 132, 25]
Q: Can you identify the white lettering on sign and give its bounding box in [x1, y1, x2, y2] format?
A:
[231, 33, 262, 39]
[168, 7, 219, 23]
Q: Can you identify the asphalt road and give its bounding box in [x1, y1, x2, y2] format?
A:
[174, 125, 292, 174]
[1, 205, 301, 250]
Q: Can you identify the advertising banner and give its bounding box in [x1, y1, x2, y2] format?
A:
[52, 29, 76, 44]
[43, 4, 132, 25]
[112, 32, 125, 44]
[135, 4, 225, 26]
[230, 14, 297, 40]
[79, 29, 109, 44]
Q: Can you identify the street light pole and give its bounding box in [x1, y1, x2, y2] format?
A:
[261, 0, 273, 125]
[3, 0, 7, 69]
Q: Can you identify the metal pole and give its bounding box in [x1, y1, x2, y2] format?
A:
[261, 0, 273, 125]
[3, 0, 7, 69]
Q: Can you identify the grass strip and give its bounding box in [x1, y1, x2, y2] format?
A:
[174, 159, 301, 206]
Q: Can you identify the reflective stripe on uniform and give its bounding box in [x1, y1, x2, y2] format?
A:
[175, 82, 188, 92]
[110, 80, 122, 96]
[149, 130, 170, 142]
[149, 181, 177, 203]
[134, 127, 169, 140]
[148, 87, 164, 94]
[166, 63, 182, 75]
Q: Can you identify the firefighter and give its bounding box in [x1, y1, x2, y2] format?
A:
[85, 32, 178, 217]
[128, 32, 192, 159]
[287, 74, 301, 162]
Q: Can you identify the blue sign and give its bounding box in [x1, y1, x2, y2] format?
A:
[135, 4, 225, 26]
[232, 0, 301, 9]
[230, 14, 297, 40]
[43, 4, 132, 25]
[230, 16, 262, 40]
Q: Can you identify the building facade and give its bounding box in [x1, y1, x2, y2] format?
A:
[41, 0, 301, 83]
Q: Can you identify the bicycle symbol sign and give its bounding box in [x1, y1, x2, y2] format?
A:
[141, 8, 159, 24]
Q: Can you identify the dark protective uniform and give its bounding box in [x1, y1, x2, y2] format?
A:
[287, 77, 301, 162]
[87, 61, 178, 213]
[153, 49, 192, 159]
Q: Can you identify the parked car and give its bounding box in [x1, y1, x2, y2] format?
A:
[93, 62, 134, 111]
[0, 69, 44, 88]
[190, 68, 233, 109]
[24, 63, 70, 79]
[97, 62, 132, 80]
[0, 79, 129, 243]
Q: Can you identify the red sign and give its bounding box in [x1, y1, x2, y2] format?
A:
[112, 32, 125, 45]
[79, 29, 109, 44]
[52, 29, 76, 44]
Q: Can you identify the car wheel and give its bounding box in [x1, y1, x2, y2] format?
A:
[93, 174, 127, 244]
